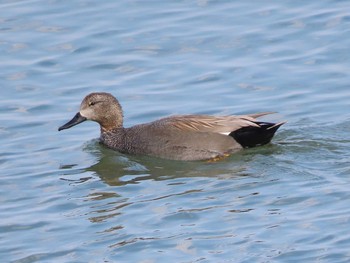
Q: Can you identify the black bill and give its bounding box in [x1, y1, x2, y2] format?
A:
[58, 112, 87, 131]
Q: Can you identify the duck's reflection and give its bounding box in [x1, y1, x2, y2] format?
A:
[59, 140, 280, 232]
[82, 140, 253, 187]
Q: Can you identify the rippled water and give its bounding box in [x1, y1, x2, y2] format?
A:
[1, 0, 350, 262]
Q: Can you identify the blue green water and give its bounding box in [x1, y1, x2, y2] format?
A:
[1, 1, 350, 262]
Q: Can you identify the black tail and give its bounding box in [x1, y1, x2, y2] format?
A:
[229, 122, 285, 148]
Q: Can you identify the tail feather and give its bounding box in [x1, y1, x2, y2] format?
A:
[229, 121, 285, 148]
[267, 121, 287, 130]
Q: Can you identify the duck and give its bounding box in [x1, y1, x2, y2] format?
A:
[58, 92, 285, 161]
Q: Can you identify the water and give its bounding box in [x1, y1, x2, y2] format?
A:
[1, 0, 350, 262]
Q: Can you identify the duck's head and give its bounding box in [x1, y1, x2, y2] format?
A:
[58, 92, 123, 132]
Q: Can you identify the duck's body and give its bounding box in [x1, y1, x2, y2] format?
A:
[59, 92, 285, 161]
[100, 120, 242, 161]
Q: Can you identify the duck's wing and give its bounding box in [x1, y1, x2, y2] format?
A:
[158, 112, 275, 135]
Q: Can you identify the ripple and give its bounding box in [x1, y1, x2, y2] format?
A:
[2, 0, 350, 262]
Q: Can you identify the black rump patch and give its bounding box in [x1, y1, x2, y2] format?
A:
[229, 122, 283, 148]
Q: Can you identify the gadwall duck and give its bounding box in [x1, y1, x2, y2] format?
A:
[59, 92, 285, 161]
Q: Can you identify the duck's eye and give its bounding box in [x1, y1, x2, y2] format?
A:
[89, 101, 96, 106]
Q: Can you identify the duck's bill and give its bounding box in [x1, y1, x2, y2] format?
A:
[58, 112, 87, 131]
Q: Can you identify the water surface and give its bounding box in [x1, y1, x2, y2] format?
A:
[1, 0, 350, 262]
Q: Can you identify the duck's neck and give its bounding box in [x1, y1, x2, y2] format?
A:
[100, 125, 120, 133]
[100, 127, 126, 151]
[99, 117, 123, 133]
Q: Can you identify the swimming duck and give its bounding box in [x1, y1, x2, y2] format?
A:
[59, 92, 285, 161]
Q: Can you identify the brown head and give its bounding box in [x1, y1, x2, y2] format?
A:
[58, 92, 123, 132]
